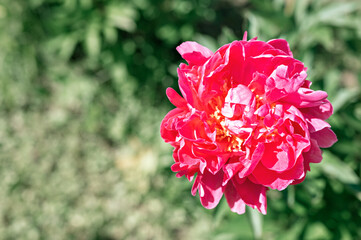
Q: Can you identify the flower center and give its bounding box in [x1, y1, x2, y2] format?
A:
[210, 107, 244, 152]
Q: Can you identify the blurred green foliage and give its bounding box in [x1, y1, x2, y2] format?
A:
[0, 0, 360, 239]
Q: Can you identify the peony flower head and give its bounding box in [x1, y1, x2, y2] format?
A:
[160, 33, 337, 214]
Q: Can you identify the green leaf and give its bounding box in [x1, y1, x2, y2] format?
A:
[316, 1, 360, 26]
[103, 26, 117, 44]
[294, 0, 312, 25]
[331, 88, 360, 113]
[324, 69, 341, 99]
[320, 151, 361, 201]
[59, 35, 78, 60]
[85, 24, 101, 58]
[106, 4, 138, 32]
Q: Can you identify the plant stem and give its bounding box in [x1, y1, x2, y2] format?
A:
[247, 206, 263, 240]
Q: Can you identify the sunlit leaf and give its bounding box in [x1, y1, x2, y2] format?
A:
[106, 4, 138, 32]
[321, 151, 361, 201]
[85, 24, 101, 58]
[331, 88, 360, 113]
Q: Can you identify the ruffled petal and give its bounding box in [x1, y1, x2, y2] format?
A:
[261, 142, 296, 172]
[160, 108, 185, 144]
[252, 155, 305, 191]
[267, 39, 293, 57]
[282, 88, 328, 108]
[311, 128, 337, 148]
[224, 181, 246, 214]
[176, 41, 213, 65]
[196, 170, 224, 209]
[177, 68, 198, 108]
[303, 139, 323, 164]
[233, 178, 267, 214]
[221, 84, 255, 118]
[166, 87, 188, 109]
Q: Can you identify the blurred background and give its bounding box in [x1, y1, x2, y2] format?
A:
[0, 0, 360, 239]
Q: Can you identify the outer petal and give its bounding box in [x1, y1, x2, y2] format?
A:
[194, 169, 224, 209]
[225, 41, 246, 86]
[160, 108, 185, 144]
[191, 174, 201, 196]
[306, 117, 331, 133]
[166, 87, 188, 109]
[267, 39, 293, 57]
[282, 88, 328, 108]
[176, 41, 213, 65]
[224, 181, 246, 214]
[303, 139, 323, 164]
[178, 114, 209, 143]
[251, 155, 305, 191]
[176, 140, 201, 167]
[171, 146, 198, 182]
[311, 128, 337, 148]
[301, 99, 333, 120]
[197, 52, 226, 103]
[245, 40, 274, 57]
[233, 178, 267, 214]
[178, 68, 198, 107]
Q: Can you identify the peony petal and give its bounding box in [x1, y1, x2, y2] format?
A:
[303, 139, 323, 164]
[243, 55, 274, 86]
[252, 155, 305, 191]
[233, 178, 267, 214]
[311, 128, 337, 148]
[261, 142, 296, 172]
[160, 108, 185, 144]
[191, 144, 230, 174]
[178, 68, 198, 107]
[226, 41, 246, 85]
[177, 140, 200, 166]
[292, 140, 322, 186]
[221, 84, 255, 118]
[191, 174, 201, 196]
[265, 65, 307, 102]
[245, 40, 274, 57]
[301, 99, 333, 120]
[248, 72, 267, 96]
[197, 170, 224, 209]
[267, 39, 293, 57]
[224, 181, 246, 214]
[176, 41, 213, 65]
[282, 88, 328, 108]
[306, 117, 331, 133]
[198, 53, 227, 102]
[172, 163, 198, 182]
[239, 143, 265, 178]
[166, 87, 188, 109]
[242, 31, 248, 41]
[222, 154, 246, 186]
[280, 155, 305, 182]
[291, 134, 311, 159]
[178, 114, 209, 142]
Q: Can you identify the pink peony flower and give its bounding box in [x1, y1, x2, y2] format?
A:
[160, 33, 337, 214]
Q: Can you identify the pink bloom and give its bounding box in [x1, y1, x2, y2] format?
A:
[160, 33, 337, 214]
